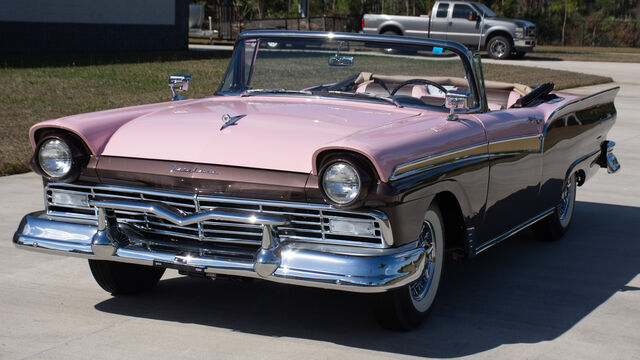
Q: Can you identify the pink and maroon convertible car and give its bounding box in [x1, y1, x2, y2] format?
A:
[14, 31, 620, 329]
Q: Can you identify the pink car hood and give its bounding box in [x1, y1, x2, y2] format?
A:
[33, 96, 426, 178]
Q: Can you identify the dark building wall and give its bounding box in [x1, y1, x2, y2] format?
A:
[0, 0, 188, 53]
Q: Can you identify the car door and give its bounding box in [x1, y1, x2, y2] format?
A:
[429, 2, 450, 40]
[474, 109, 544, 244]
[447, 3, 481, 46]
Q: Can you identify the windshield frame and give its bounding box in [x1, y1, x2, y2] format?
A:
[216, 30, 486, 114]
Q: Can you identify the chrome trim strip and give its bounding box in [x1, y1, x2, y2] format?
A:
[474, 207, 555, 254]
[390, 143, 488, 180]
[390, 134, 544, 181]
[487, 134, 542, 154]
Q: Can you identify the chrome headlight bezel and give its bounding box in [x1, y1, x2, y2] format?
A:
[32, 133, 87, 182]
[319, 156, 372, 207]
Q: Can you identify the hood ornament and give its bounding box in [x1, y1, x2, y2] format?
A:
[220, 114, 246, 130]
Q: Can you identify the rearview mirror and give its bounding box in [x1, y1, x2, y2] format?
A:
[329, 55, 354, 67]
[445, 90, 472, 120]
[169, 74, 191, 101]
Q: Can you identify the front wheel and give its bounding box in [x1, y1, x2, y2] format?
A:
[533, 173, 577, 241]
[89, 260, 165, 295]
[373, 203, 445, 330]
[487, 36, 513, 59]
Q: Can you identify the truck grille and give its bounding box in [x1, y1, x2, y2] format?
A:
[45, 183, 389, 258]
[526, 26, 536, 38]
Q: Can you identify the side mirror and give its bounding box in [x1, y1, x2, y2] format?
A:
[169, 74, 191, 101]
[445, 90, 472, 121]
[468, 12, 479, 21]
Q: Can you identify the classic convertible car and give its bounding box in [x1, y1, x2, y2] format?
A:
[14, 31, 620, 330]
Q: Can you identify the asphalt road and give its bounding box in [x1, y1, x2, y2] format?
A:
[1, 60, 639, 360]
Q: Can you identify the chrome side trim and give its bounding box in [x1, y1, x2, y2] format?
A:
[474, 207, 555, 254]
[487, 134, 542, 154]
[390, 133, 544, 181]
[390, 143, 488, 180]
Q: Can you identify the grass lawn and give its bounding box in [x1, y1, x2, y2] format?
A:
[0, 50, 612, 176]
[525, 45, 640, 63]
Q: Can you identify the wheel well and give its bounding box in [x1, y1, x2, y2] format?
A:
[433, 192, 466, 253]
[380, 26, 402, 35]
[486, 30, 513, 47]
[575, 169, 586, 186]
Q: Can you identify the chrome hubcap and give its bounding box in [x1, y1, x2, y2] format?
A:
[410, 221, 436, 301]
[558, 175, 574, 221]
[491, 40, 507, 57]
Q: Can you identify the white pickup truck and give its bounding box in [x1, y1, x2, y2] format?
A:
[362, 0, 536, 59]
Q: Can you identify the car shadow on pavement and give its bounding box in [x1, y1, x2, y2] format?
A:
[94, 201, 640, 358]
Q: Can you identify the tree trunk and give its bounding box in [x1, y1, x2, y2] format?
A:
[561, 0, 567, 46]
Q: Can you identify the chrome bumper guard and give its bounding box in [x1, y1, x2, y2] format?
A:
[597, 140, 621, 174]
[14, 207, 426, 293]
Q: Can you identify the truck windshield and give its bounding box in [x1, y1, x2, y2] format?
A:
[472, 2, 496, 17]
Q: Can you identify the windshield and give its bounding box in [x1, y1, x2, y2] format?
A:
[472, 2, 496, 17]
[218, 36, 476, 110]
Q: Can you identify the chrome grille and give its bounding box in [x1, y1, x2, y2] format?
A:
[45, 183, 388, 253]
[526, 26, 536, 38]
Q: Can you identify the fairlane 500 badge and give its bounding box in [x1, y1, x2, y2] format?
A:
[220, 113, 246, 130]
[170, 165, 218, 175]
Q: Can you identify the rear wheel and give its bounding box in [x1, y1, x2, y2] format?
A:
[89, 260, 165, 295]
[534, 173, 577, 241]
[373, 203, 445, 330]
[381, 30, 401, 54]
[487, 36, 513, 59]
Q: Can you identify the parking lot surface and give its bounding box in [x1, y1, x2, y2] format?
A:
[1, 60, 638, 360]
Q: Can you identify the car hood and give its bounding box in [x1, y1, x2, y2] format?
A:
[487, 17, 535, 28]
[95, 96, 423, 174]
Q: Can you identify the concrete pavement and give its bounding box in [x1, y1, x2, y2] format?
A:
[1, 60, 639, 360]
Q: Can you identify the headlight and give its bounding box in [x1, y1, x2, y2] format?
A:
[322, 162, 361, 205]
[515, 27, 524, 38]
[38, 139, 72, 178]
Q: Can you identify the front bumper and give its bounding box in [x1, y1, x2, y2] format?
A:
[514, 38, 536, 52]
[14, 211, 426, 293]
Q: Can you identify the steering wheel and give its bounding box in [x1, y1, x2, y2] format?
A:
[390, 79, 448, 97]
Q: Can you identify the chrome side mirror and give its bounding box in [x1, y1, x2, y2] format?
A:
[445, 90, 472, 121]
[169, 74, 191, 101]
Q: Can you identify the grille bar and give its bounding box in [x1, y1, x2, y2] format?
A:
[45, 183, 390, 253]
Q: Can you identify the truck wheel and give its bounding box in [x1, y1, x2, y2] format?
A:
[487, 36, 512, 59]
[373, 203, 445, 330]
[533, 173, 577, 241]
[381, 30, 401, 54]
[89, 260, 165, 295]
